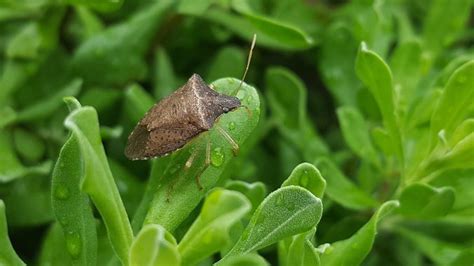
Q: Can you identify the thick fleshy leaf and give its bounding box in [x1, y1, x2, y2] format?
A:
[15, 79, 82, 122]
[129, 224, 180, 266]
[265, 67, 328, 159]
[178, 189, 251, 265]
[355, 42, 402, 161]
[218, 186, 323, 263]
[399, 183, 455, 218]
[64, 100, 133, 264]
[225, 180, 267, 213]
[320, 200, 399, 266]
[220, 253, 269, 266]
[51, 133, 97, 264]
[143, 78, 260, 231]
[38, 223, 73, 266]
[429, 60, 474, 149]
[315, 158, 378, 210]
[0, 200, 25, 266]
[282, 162, 326, 198]
[337, 106, 379, 166]
[422, 0, 471, 56]
[72, 0, 174, 86]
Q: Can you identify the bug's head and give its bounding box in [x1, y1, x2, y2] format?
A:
[216, 94, 241, 113]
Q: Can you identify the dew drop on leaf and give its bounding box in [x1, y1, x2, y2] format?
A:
[299, 170, 310, 187]
[228, 122, 236, 131]
[211, 147, 224, 167]
[65, 231, 82, 259]
[54, 185, 70, 200]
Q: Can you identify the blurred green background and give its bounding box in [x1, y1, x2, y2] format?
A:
[0, 0, 473, 265]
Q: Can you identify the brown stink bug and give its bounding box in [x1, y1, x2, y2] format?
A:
[125, 34, 256, 188]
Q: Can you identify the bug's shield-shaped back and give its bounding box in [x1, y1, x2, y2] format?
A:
[124, 74, 240, 160]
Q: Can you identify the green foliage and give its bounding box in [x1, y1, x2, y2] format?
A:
[0, 0, 473, 265]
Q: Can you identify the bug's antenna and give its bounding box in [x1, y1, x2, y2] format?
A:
[232, 34, 257, 96]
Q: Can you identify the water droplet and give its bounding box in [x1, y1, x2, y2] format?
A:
[299, 171, 310, 187]
[236, 90, 246, 100]
[54, 185, 70, 200]
[228, 122, 236, 131]
[227, 78, 235, 84]
[211, 147, 224, 167]
[245, 95, 253, 105]
[65, 231, 82, 259]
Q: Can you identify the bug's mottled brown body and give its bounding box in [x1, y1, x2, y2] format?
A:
[124, 74, 241, 160]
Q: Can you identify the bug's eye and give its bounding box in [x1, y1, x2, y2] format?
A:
[223, 107, 229, 112]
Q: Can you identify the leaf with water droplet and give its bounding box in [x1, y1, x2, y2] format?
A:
[282, 162, 326, 198]
[217, 186, 323, 264]
[211, 147, 225, 167]
[63, 101, 132, 264]
[178, 189, 251, 265]
[320, 200, 399, 266]
[144, 78, 260, 232]
[51, 125, 97, 265]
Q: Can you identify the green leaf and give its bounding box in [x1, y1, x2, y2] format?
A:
[38, 223, 73, 265]
[355, 42, 402, 161]
[220, 253, 269, 266]
[337, 106, 380, 166]
[282, 162, 326, 198]
[231, 0, 313, 50]
[153, 48, 179, 100]
[389, 40, 422, 115]
[64, 103, 133, 264]
[430, 60, 474, 149]
[123, 83, 155, 123]
[422, 0, 472, 57]
[62, 0, 123, 12]
[131, 157, 172, 233]
[225, 180, 267, 213]
[129, 224, 180, 266]
[143, 78, 260, 231]
[12, 128, 45, 162]
[315, 158, 378, 210]
[399, 183, 455, 218]
[51, 135, 97, 264]
[72, 0, 174, 86]
[2, 174, 53, 226]
[15, 78, 82, 122]
[178, 189, 251, 265]
[207, 46, 246, 82]
[265, 67, 328, 159]
[318, 23, 360, 106]
[396, 227, 466, 265]
[0, 106, 16, 129]
[177, 0, 213, 15]
[219, 186, 323, 263]
[279, 228, 320, 266]
[0, 200, 25, 266]
[204, 8, 311, 51]
[320, 200, 399, 266]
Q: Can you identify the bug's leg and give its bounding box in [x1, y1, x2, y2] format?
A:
[194, 137, 211, 190]
[216, 124, 239, 156]
[239, 104, 253, 118]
